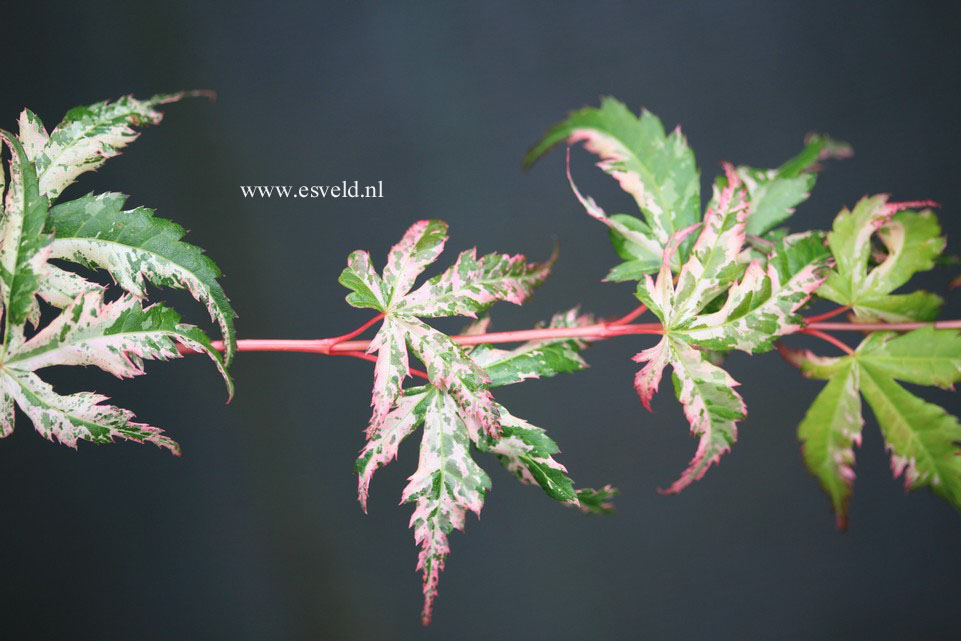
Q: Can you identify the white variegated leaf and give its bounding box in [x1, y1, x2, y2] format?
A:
[402, 391, 490, 626]
[399, 316, 499, 438]
[680, 234, 830, 353]
[397, 247, 552, 318]
[477, 404, 577, 503]
[32, 93, 195, 201]
[45, 192, 237, 362]
[5, 290, 230, 392]
[0, 369, 178, 453]
[0, 130, 52, 332]
[0, 386, 14, 438]
[356, 388, 432, 511]
[17, 109, 49, 163]
[0, 95, 233, 460]
[634, 337, 746, 493]
[382, 219, 448, 305]
[670, 163, 749, 323]
[366, 316, 410, 434]
[343, 220, 554, 442]
[35, 264, 102, 308]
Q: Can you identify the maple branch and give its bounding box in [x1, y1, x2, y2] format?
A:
[180, 317, 961, 358]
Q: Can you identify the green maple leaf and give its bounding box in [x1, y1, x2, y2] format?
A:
[817, 194, 944, 322]
[788, 327, 961, 528]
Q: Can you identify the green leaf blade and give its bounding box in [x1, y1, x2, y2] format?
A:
[45, 192, 238, 363]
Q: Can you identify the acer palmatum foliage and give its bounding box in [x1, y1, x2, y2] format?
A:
[525, 98, 961, 530]
[0, 93, 234, 451]
[339, 220, 610, 624]
[7, 94, 961, 627]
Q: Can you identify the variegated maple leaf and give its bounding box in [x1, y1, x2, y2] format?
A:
[816, 195, 944, 322]
[633, 166, 831, 492]
[339, 219, 553, 438]
[525, 97, 846, 281]
[16, 93, 237, 363]
[353, 311, 604, 624]
[787, 327, 961, 529]
[0, 94, 233, 452]
[341, 228, 610, 624]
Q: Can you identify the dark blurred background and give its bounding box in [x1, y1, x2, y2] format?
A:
[3, 1, 960, 639]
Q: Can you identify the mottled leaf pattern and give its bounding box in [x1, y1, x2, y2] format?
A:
[663, 338, 746, 493]
[28, 92, 198, 201]
[45, 192, 237, 363]
[341, 226, 604, 623]
[470, 308, 592, 386]
[402, 391, 490, 625]
[681, 233, 831, 353]
[0, 95, 231, 453]
[398, 248, 553, 317]
[340, 220, 552, 435]
[476, 405, 578, 503]
[0, 131, 52, 333]
[634, 166, 827, 490]
[0, 370, 179, 452]
[6, 290, 230, 393]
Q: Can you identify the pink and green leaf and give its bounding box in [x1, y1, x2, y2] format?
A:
[660, 339, 746, 493]
[45, 192, 238, 363]
[0, 130, 52, 332]
[32, 93, 194, 201]
[398, 247, 552, 318]
[680, 233, 830, 353]
[670, 163, 749, 323]
[366, 317, 410, 433]
[0, 369, 178, 453]
[402, 391, 491, 626]
[382, 219, 448, 304]
[526, 97, 700, 249]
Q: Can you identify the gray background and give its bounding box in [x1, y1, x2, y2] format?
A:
[3, 1, 960, 639]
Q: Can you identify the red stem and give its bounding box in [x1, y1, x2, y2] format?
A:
[803, 306, 850, 323]
[799, 328, 854, 355]
[329, 313, 385, 346]
[180, 313, 961, 357]
[612, 304, 648, 325]
[809, 320, 961, 331]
